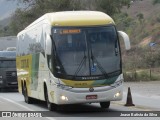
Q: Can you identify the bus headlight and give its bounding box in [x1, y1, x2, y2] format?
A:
[60, 95, 68, 101]
[114, 91, 121, 98]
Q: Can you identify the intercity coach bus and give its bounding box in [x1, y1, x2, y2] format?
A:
[16, 11, 130, 111]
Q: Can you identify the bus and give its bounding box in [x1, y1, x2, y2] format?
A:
[16, 11, 130, 111]
[0, 51, 17, 91]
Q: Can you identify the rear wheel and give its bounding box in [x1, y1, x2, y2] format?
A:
[23, 84, 34, 104]
[100, 101, 110, 109]
[44, 85, 57, 111]
[22, 82, 24, 95]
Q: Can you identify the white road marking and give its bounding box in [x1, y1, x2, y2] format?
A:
[46, 117, 57, 120]
[0, 96, 33, 111]
[0, 96, 56, 120]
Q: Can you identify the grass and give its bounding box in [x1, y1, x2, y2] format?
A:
[123, 68, 160, 81]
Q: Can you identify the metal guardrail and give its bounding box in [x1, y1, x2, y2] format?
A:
[0, 36, 17, 51]
[0, 36, 17, 40]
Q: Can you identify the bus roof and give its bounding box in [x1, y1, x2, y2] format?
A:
[48, 11, 115, 26]
[0, 51, 16, 58]
[25, 11, 115, 29]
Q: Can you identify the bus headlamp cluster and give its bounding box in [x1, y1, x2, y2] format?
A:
[111, 80, 123, 87]
[56, 84, 72, 90]
[114, 91, 121, 98]
[60, 95, 68, 101]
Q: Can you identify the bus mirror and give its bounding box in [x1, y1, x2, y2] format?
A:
[46, 34, 52, 55]
[118, 31, 131, 50]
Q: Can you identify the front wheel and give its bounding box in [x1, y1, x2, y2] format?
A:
[44, 87, 57, 111]
[100, 101, 110, 109]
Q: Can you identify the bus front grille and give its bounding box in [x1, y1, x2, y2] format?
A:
[6, 71, 17, 82]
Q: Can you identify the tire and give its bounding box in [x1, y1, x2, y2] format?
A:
[44, 86, 57, 111]
[23, 84, 33, 104]
[22, 83, 24, 95]
[100, 101, 110, 109]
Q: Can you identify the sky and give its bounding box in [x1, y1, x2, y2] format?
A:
[0, 0, 21, 20]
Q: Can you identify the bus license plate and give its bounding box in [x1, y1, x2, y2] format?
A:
[86, 95, 97, 100]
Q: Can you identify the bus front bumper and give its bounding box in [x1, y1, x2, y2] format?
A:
[0, 78, 18, 89]
[49, 84, 123, 105]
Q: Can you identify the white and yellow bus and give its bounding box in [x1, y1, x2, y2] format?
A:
[16, 11, 130, 111]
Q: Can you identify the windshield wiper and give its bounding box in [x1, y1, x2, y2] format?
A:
[73, 49, 87, 78]
[90, 44, 109, 79]
[108, 69, 121, 76]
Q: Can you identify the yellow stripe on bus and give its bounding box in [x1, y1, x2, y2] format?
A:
[61, 79, 94, 88]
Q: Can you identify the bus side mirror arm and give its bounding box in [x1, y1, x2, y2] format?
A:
[46, 34, 52, 55]
[118, 31, 131, 50]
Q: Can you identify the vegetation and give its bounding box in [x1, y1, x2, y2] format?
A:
[153, 0, 160, 4]
[95, 0, 131, 16]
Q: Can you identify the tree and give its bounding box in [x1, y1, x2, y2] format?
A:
[153, 0, 160, 5]
[95, 0, 131, 16]
[136, 13, 144, 23]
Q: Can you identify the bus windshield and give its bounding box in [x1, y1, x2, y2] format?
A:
[0, 60, 16, 68]
[52, 26, 121, 80]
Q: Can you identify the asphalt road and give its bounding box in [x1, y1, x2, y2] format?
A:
[0, 81, 160, 120]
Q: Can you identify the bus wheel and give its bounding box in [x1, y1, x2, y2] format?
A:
[23, 84, 33, 104]
[100, 101, 110, 109]
[45, 87, 57, 111]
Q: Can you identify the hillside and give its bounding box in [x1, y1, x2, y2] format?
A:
[122, 0, 160, 47]
[0, 0, 26, 36]
[124, 0, 160, 19]
[120, 0, 160, 72]
[0, 17, 11, 27]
